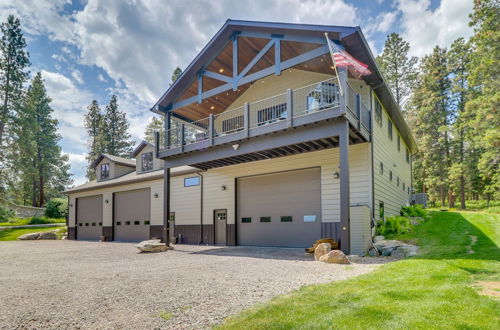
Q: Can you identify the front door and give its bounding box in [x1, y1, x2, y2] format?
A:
[214, 209, 227, 245]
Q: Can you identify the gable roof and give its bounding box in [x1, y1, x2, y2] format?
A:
[151, 19, 417, 154]
[91, 153, 136, 169]
[131, 140, 154, 158]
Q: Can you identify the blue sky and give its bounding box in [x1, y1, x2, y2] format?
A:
[0, 0, 473, 186]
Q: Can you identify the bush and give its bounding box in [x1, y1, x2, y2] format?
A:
[0, 205, 15, 222]
[400, 204, 427, 218]
[29, 216, 49, 224]
[45, 198, 68, 218]
[376, 216, 413, 236]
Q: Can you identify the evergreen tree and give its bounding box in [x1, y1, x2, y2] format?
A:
[465, 0, 500, 204]
[144, 116, 164, 144]
[102, 95, 133, 157]
[13, 73, 72, 206]
[171, 67, 182, 85]
[84, 100, 103, 180]
[376, 33, 418, 111]
[0, 15, 30, 196]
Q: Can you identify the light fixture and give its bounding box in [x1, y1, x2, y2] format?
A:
[333, 171, 340, 179]
[330, 66, 335, 69]
[221, 185, 227, 191]
[154, 193, 159, 198]
[218, 68, 224, 73]
[210, 106, 215, 110]
[232, 144, 239, 150]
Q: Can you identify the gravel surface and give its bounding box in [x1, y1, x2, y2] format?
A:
[0, 241, 391, 329]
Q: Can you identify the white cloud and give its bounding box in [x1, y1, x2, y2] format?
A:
[71, 69, 84, 84]
[51, 53, 66, 62]
[67, 153, 88, 186]
[376, 11, 397, 33]
[97, 73, 107, 82]
[396, 0, 473, 57]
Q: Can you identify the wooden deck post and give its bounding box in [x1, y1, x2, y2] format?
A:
[244, 102, 250, 138]
[339, 120, 350, 254]
[209, 114, 214, 146]
[286, 88, 293, 127]
[338, 66, 347, 115]
[164, 167, 171, 244]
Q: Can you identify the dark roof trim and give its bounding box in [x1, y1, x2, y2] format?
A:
[90, 154, 136, 169]
[130, 140, 154, 158]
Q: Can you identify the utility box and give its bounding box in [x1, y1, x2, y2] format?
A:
[411, 193, 428, 208]
[350, 205, 371, 256]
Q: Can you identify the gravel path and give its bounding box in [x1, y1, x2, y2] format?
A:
[0, 241, 391, 329]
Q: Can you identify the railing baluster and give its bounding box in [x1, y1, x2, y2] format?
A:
[287, 88, 293, 127]
[244, 102, 249, 138]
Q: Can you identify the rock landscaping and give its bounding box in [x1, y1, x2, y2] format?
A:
[370, 236, 419, 257]
[18, 230, 59, 240]
[135, 239, 172, 253]
[313, 242, 351, 264]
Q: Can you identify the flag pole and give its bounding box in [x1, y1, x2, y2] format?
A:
[324, 32, 343, 96]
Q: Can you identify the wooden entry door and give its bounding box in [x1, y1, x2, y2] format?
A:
[214, 209, 227, 245]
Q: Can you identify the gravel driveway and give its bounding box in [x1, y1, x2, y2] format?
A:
[0, 241, 389, 329]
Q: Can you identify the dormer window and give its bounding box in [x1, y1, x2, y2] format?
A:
[141, 152, 154, 172]
[100, 163, 110, 180]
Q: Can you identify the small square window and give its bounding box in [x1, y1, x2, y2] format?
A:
[406, 148, 410, 163]
[144, 221, 150, 225]
[99, 222, 102, 226]
[78, 223, 82, 226]
[125, 221, 130, 225]
[184, 176, 200, 187]
[375, 99, 382, 126]
[91, 223, 96, 226]
[260, 216, 271, 223]
[380, 162, 384, 175]
[116, 221, 121, 226]
[281, 216, 292, 222]
[85, 223, 89, 226]
[241, 217, 251, 223]
[397, 135, 401, 151]
[388, 120, 393, 140]
[134, 221, 140, 225]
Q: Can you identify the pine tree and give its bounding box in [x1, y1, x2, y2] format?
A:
[376, 33, 418, 111]
[14, 73, 72, 206]
[0, 15, 30, 197]
[84, 100, 103, 180]
[102, 95, 133, 157]
[144, 116, 164, 144]
[465, 0, 500, 204]
[171, 67, 182, 85]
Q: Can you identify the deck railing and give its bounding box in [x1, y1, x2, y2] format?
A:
[156, 78, 371, 153]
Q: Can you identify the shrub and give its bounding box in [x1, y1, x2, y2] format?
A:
[45, 198, 68, 219]
[376, 216, 413, 236]
[29, 216, 49, 224]
[400, 204, 427, 218]
[0, 205, 15, 222]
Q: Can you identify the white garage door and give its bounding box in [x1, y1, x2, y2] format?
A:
[113, 188, 150, 242]
[237, 168, 321, 247]
[76, 195, 103, 240]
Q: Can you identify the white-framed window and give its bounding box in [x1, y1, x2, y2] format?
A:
[184, 176, 200, 187]
[100, 163, 110, 180]
[141, 151, 154, 171]
[380, 161, 384, 175]
[397, 135, 401, 151]
[375, 99, 382, 126]
[388, 119, 393, 140]
[406, 148, 410, 163]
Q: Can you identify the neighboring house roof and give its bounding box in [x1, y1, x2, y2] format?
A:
[151, 19, 417, 154]
[130, 140, 155, 158]
[91, 153, 137, 169]
[65, 166, 197, 194]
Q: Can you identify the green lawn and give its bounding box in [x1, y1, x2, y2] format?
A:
[0, 226, 64, 241]
[0, 217, 65, 226]
[219, 211, 500, 329]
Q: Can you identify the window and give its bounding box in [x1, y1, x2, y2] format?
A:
[144, 221, 150, 225]
[397, 177, 400, 186]
[408, 187, 411, 194]
[379, 201, 385, 220]
[380, 162, 384, 175]
[403, 182, 406, 191]
[389, 170, 393, 181]
[184, 176, 200, 187]
[116, 221, 121, 226]
[406, 148, 410, 163]
[260, 216, 271, 223]
[141, 151, 154, 171]
[100, 163, 110, 180]
[388, 119, 393, 140]
[125, 221, 130, 225]
[281, 216, 292, 222]
[169, 212, 175, 222]
[397, 135, 401, 151]
[241, 217, 251, 223]
[375, 99, 382, 126]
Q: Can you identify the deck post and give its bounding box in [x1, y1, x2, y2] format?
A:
[339, 120, 350, 254]
[181, 123, 185, 152]
[165, 111, 171, 149]
[163, 167, 171, 244]
[209, 114, 214, 146]
[356, 93, 361, 130]
[338, 66, 347, 115]
[286, 88, 293, 127]
[244, 102, 250, 138]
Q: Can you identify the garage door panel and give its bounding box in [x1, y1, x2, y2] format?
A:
[237, 168, 321, 247]
[76, 195, 103, 241]
[114, 188, 150, 242]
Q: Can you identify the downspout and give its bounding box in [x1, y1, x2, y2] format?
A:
[197, 171, 205, 244]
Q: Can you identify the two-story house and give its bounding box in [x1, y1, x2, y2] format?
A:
[66, 20, 417, 255]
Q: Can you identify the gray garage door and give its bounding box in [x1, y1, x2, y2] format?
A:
[114, 188, 150, 242]
[76, 195, 103, 240]
[237, 168, 321, 248]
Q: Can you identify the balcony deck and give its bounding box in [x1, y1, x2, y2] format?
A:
[156, 78, 371, 165]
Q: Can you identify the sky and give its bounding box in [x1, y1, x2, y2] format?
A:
[0, 0, 474, 186]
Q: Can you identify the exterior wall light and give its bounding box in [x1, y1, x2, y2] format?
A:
[105, 199, 109, 204]
[221, 185, 227, 191]
[154, 193, 159, 198]
[69, 203, 73, 207]
[333, 171, 340, 179]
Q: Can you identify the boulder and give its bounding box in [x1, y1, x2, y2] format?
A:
[319, 250, 350, 264]
[391, 245, 419, 258]
[373, 235, 385, 243]
[314, 242, 331, 261]
[135, 240, 169, 253]
[38, 231, 58, 240]
[368, 248, 378, 257]
[18, 232, 41, 240]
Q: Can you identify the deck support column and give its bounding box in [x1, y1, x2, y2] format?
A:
[163, 167, 171, 244]
[339, 121, 350, 254]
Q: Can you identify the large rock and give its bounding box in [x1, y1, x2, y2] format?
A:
[135, 240, 169, 253]
[391, 245, 419, 258]
[38, 231, 58, 240]
[18, 232, 41, 240]
[314, 242, 331, 261]
[374, 239, 419, 258]
[319, 250, 350, 264]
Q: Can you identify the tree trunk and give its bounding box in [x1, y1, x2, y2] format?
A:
[440, 185, 446, 207]
[31, 181, 37, 207]
[38, 174, 44, 207]
[460, 175, 466, 209]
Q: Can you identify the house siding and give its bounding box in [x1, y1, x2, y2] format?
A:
[372, 91, 412, 220]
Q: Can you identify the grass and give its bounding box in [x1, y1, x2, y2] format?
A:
[0, 217, 65, 226]
[429, 200, 500, 214]
[157, 310, 173, 321]
[0, 226, 64, 241]
[218, 211, 500, 329]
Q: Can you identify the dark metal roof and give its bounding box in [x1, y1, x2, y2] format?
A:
[151, 19, 417, 154]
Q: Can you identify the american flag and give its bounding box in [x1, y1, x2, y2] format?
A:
[325, 35, 372, 77]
